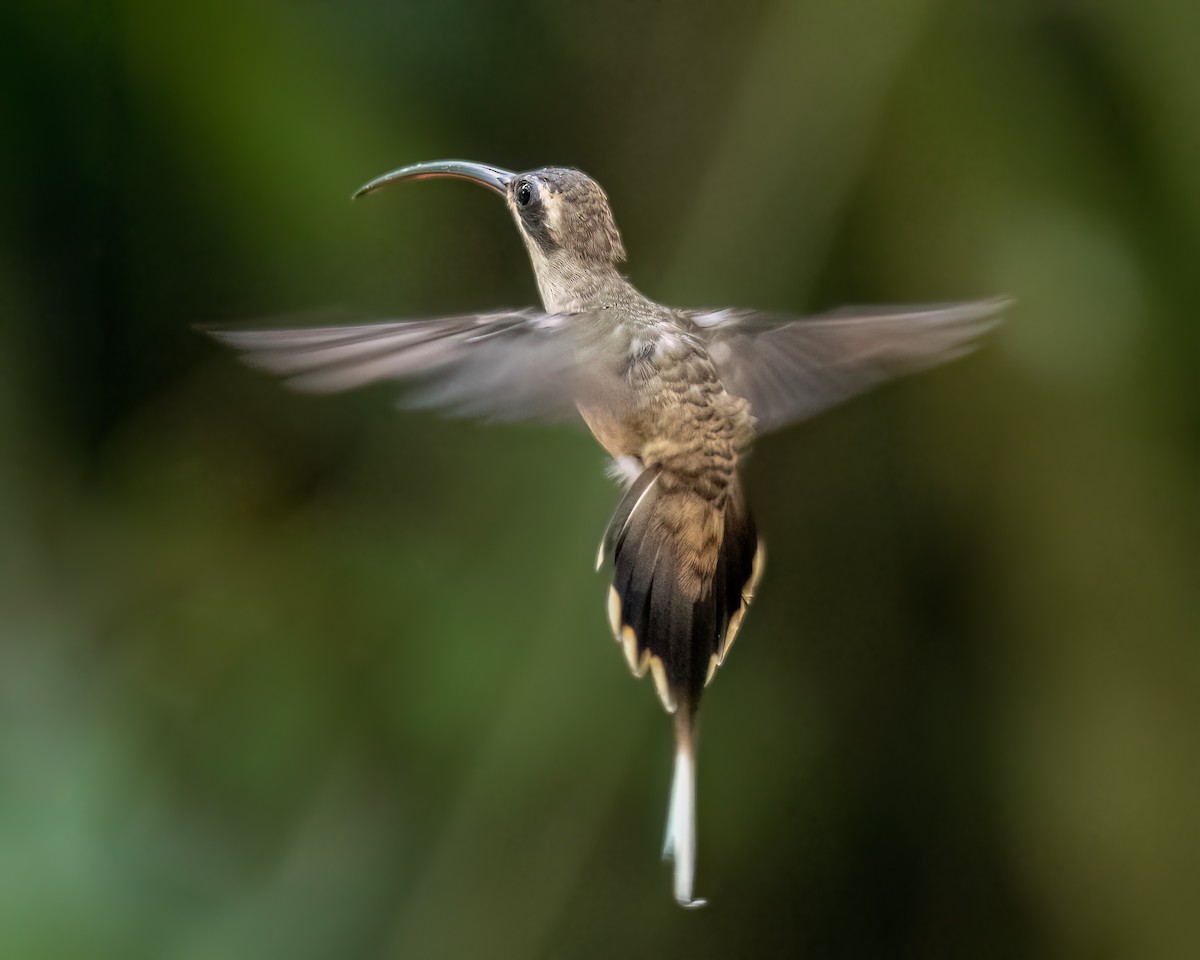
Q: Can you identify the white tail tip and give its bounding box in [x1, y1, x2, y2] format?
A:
[663, 729, 707, 908]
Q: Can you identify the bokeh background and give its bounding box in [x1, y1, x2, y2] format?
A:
[2, 0, 1198, 957]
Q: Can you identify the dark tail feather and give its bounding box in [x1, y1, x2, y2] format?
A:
[708, 489, 764, 681]
[600, 468, 765, 906]
[602, 470, 762, 709]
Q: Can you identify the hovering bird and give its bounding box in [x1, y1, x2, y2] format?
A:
[210, 160, 1006, 908]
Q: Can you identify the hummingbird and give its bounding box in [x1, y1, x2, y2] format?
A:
[211, 160, 1007, 908]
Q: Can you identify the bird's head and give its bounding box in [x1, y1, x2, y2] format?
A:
[354, 160, 627, 312]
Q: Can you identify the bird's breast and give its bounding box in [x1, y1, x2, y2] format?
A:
[578, 324, 755, 470]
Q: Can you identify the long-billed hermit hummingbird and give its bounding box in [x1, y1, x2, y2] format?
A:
[210, 159, 1007, 908]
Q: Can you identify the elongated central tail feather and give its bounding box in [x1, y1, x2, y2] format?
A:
[663, 708, 705, 907]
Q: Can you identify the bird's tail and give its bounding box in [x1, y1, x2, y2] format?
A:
[600, 465, 764, 906]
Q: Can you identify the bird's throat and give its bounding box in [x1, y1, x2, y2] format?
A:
[525, 246, 626, 314]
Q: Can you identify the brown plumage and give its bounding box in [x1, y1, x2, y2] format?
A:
[208, 159, 1008, 908]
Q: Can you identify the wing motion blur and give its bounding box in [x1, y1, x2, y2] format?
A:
[690, 297, 1009, 434]
[211, 297, 1008, 431]
[208, 309, 613, 422]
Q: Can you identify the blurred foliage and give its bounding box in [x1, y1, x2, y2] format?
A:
[1, 0, 1198, 957]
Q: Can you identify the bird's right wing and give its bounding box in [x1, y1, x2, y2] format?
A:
[690, 297, 1009, 434]
[208, 309, 620, 423]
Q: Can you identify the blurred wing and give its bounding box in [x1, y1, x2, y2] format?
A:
[208, 309, 610, 422]
[691, 297, 1009, 433]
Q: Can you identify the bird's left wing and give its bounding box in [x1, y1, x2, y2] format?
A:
[208, 309, 617, 422]
[689, 297, 1009, 434]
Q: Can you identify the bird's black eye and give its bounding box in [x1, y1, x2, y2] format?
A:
[516, 181, 533, 207]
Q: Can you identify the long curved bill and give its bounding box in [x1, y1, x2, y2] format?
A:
[352, 160, 515, 200]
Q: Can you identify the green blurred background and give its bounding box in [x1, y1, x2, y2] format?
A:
[2, 0, 1198, 957]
